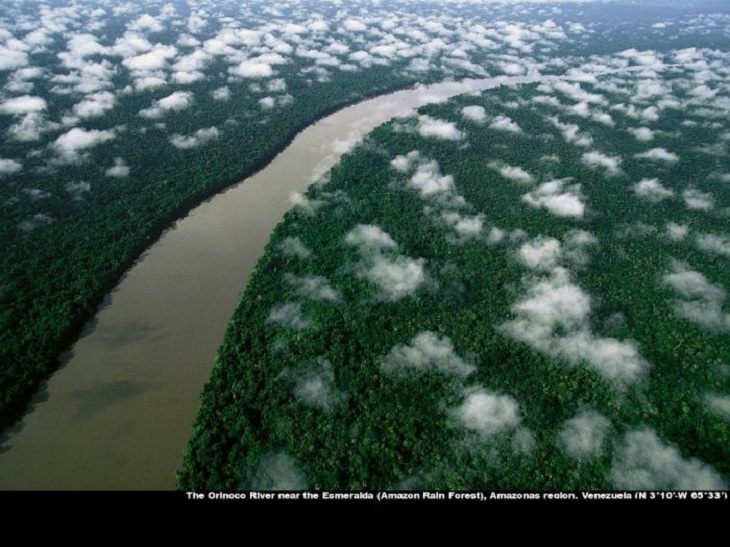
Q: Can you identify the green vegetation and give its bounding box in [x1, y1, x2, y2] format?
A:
[180, 69, 730, 490]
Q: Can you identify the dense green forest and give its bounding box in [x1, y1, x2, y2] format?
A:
[8, 0, 710, 432]
[0, 0, 728, 486]
[180, 59, 730, 490]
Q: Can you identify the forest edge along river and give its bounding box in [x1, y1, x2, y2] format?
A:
[0, 73, 568, 490]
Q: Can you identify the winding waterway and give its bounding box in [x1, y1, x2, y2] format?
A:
[0, 74, 552, 490]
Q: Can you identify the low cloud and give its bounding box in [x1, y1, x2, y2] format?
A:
[345, 224, 397, 252]
[212, 86, 231, 101]
[628, 127, 654, 142]
[417, 115, 464, 141]
[53, 127, 116, 163]
[581, 151, 622, 176]
[633, 178, 674, 202]
[682, 188, 714, 211]
[634, 147, 679, 163]
[489, 162, 534, 185]
[249, 452, 306, 491]
[0, 95, 47, 115]
[0, 158, 22, 176]
[346, 224, 426, 302]
[72, 91, 117, 119]
[277, 237, 312, 260]
[489, 115, 521, 133]
[169, 127, 220, 149]
[230, 59, 275, 79]
[139, 91, 194, 119]
[548, 117, 593, 148]
[461, 105, 486, 123]
[18, 212, 54, 232]
[522, 178, 585, 218]
[267, 302, 309, 330]
[382, 331, 475, 378]
[663, 261, 729, 332]
[286, 358, 345, 410]
[517, 237, 563, 271]
[558, 409, 611, 461]
[455, 389, 522, 437]
[611, 428, 726, 490]
[665, 223, 689, 242]
[501, 266, 647, 385]
[285, 274, 341, 303]
[705, 393, 730, 421]
[363, 255, 427, 302]
[65, 180, 91, 200]
[105, 157, 130, 178]
[695, 233, 730, 259]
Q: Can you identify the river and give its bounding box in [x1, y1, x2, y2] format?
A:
[0, 74, 550, 489]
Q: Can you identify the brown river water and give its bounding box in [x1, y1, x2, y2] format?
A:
[0, 75, 548, 489]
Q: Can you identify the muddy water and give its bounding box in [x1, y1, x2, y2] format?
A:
[0, 75, 548, 490]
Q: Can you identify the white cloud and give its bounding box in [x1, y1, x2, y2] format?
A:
[123, 44, 177, 71]
[663, 262, 729, 332]
[230, 59, 274, 79]
[550, 81, 606, 105]
[362, 255, 426, 302]
[18, 213, 54, 232]
[259, 96, 275, 110]
[581, 151, 622, 176]
[705, 393, 730, 421]
[628, 127, 654, 142]
[346, 224, 426, 302]
[105, 157, 130, 178]
[633, 178, 674, 202]
[634, 147, 679, 163]
[409, 159, 455, 197]
[169, 127, 220, 149]
[382, 332, 475, 378]
[441, 212, 485, 239]
[548, 117, 593, 148]
[67, 33, 108, 58]
[72, 91, 116, 119]
[490, 162, 534, 185]
[0, 158, 22, 176]
[65, 180, 91, 200]
[343, 19, 367, 32]
[277, 237, 311, 260]
[611, 428, 726, 490]
[0, 46, 28, 71]
[212, 86, 231, 101]
[517, 237, 563, 271]
[6, 112, 56, 142]
[290, 359, 344, 410]
[682, 188, 714, 211]
[501, 267, 647, 385]
[0, 95, 47, 115]
[139, 91, 193, 119]
[390, 151, 421, 174]
[267, 302, 309, 330]
[665, 223, 689, 242]
[345, 224, 397, 252]
[489, 115, 521, 133]
[417, 115, 463, 141]
[461, 105, 487, 123]
[695, 233, 730, 259]
[285, 274, 341, 303]
[129, 13, 164, 33]
[522, 178, 585, 218]
[250, 452, 306, 491]
[53, 127, 115, 163]
[455, 389, 522, 437]
[558, 409, 611, 460]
